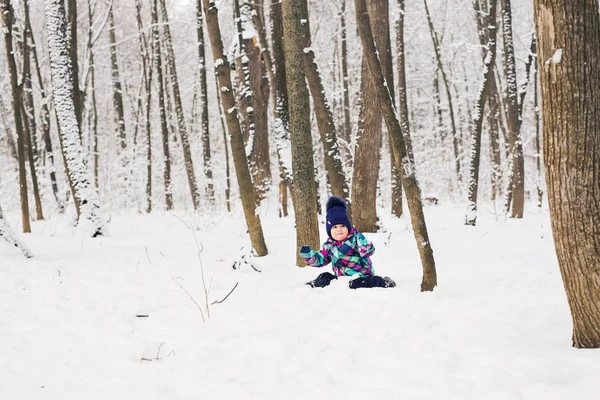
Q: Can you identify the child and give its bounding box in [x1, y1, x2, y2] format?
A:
[300, 196, 396, 289]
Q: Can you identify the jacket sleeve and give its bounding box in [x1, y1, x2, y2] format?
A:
[356, 233, 375, 258]
[301, 244, 332, 268]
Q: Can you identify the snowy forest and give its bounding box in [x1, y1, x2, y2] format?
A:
[1, 0, 599, 397]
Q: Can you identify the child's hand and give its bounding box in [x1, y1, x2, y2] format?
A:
[300, 245, 312, 256]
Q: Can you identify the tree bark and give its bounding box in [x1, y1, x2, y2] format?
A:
[66, 0, 83, 132]
[195, 0, 214, 204]
[534, 0, 600, 348]
[0, 0, 31, 233]
[151, 0, 173, 210]
[501, 0, 524, 218]
[107, 4, 127, 154]
[465, 0, 498, 226]
[202, 0, 267, 256]
[282, 0, 320, 266]
[354, 0, 437, 291]
[45, 0, 104, 237]
[160, 0, 201, 210]
[339, 0, 352, 163]
[299, 0, 349, 204]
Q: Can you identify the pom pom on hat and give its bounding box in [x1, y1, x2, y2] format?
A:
[325, 196, 352, 239]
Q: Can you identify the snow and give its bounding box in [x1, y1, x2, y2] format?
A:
[1, 205, 598, 399]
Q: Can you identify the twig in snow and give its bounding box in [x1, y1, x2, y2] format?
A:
[145, 246, 152, 263]
[211, 282, 239, 305]
[171, 277, 206, 323]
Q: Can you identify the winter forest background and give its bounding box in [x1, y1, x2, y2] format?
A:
[0, 0, 539, 221]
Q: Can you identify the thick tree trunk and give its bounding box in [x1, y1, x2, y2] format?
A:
[151, 0, 173, 210]
[202, 0, 267, 256]
[160, 0, 201, 210]
[501, 0, 524, 219]
[298, 0, 349, 204]
[534, 0, 600, 348]
[0, 0, 31, 233]
[465, 0, 498, 226]
[45, 0, 104, 237]
[282, 0, 320, 266]
[66, 0, 83, 132]
[355, 0, 437, 291]
[195, 0, 214, 204]
[533, 60, 543, 208]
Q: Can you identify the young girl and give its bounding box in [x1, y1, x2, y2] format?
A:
[300, 196, 396, 289]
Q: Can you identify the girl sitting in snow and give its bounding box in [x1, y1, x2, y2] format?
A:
[300, 196, 396, 289]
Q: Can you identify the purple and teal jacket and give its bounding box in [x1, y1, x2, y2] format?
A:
[300, 229, 375, 277]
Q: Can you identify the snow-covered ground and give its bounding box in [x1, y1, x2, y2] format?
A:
[1, 204, 598, 399]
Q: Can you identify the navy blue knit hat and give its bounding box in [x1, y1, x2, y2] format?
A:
[326, 196, 352, 239]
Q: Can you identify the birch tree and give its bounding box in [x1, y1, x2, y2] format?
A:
[1, 0, 31, 233]
[534, 0, 600, 348]
[45, 0, 105, 236]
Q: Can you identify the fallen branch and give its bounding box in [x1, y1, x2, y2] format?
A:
[171, 277, 206, 323]
[211, 282, 239, 305]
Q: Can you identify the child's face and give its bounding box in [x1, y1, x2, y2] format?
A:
[330, 224, 349, 241]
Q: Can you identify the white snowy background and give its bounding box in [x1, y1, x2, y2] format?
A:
[2, 203, 598, 400]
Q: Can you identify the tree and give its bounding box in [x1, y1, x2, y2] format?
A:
[465, 0, 498, 226]
[201, 0, 267, 256]
[151, 0, 173, 210]
[282, 0, 320, 266]
[354, 0, 437, 291]
[44, 0, 105, 236]
[159, 0, 201, 209]
[107, 4, 127, 156]
[0, 0, 31, 233]
[534, 0, 600, 348]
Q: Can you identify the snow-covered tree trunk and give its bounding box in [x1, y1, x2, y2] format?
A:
[21, 0, 44, 221]
[159, 0, 200, 210]
[501, 0, 524, 219]
[424, 0, 461, 183]
[282, 0, 320, 265]
[339, 0, 352, 164]
[1, 0, 32, 234]
[66, 0, 83, 132]
[0, 203, 33, 258]
[270, 0, 293, 217]
[202, 0, 267, 256]
[195, 0, 214, 204]
[44, 0, 105, 237]
[0, 95, 18, 161]
[465, 0, 498, 226]
[85, 0, 99, 190]
[354, 0, 437, 291]
[534, 0, 600, 348]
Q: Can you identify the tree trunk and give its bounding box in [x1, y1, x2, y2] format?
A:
[339, 0, 352, 163]
[195, 0, 214, 204]
[354, 0, 437, 291]
[299, 0, 349, 204]
[202, 0, 267, 256]
[151, 0, 173, 210]
[66, 0, 83, 132]
[160, 0, 201, 210]
[28, 18, 61, 204]
[352, 0, 387, 232]
[0, 96, 18, 161]
[501, 0, 524, 219]
[0, 0, 31, 233]
[107, 5, 127, 154]
[270, 0, 292, 218]
[45, 0, 104, 237]
[465, 0, 498, 226]
[215, 78, 231, 213]
[534, 0, 600, 348]
[282, 0, 320, 266]
[533, 57, 543, 208]
[424, 0, 461, 183]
